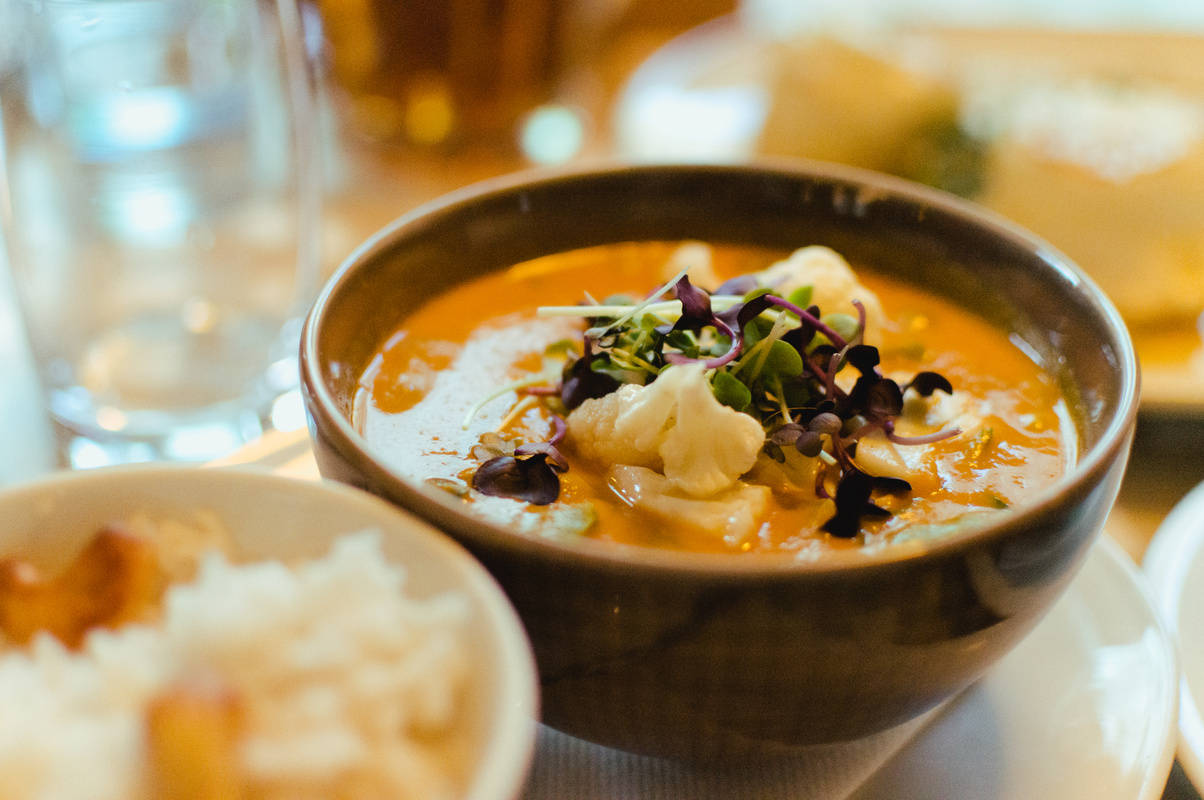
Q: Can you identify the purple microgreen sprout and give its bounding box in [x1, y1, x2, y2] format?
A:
[659, 274, 714, 332]
[770, 423, 826, 459]
[472, 454, 562, 505]
[850, 300, 868, 347]
[821, 467, 912, 539]
[714, 274, 761, 296]
[769, 423, 805, 448]
[651, 274, 742, 369]
[762, 295, 849, 350]
[905, 371, 955, 397]
[819, 345, 845, 402]
[821, 469, 884, 538]
[513, 414, 568, 470]
[561, 339, 621, 410]
[582, 265, 690, 341]
[472, 415, 569, 506]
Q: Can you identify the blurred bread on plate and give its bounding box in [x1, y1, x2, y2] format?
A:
[758, 35, 958, 175]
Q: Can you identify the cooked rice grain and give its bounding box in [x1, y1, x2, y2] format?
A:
[0, 531, 471, 800]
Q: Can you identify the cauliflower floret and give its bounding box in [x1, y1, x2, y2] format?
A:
[660, 241, 721, 291]
[566, 363, 765, 497]
[746, 448, 821, 495]
[565, 384, 663, 471]
[853, 430, 940, 495]
[609, 465, 771, 544]
[855, 382, 978, 495]
[890, 379, 985, 437]
[921, 390, 987, 433]
[757, 246, 885, 344]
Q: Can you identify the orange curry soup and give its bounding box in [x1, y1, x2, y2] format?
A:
[355, 242, 1072, 557]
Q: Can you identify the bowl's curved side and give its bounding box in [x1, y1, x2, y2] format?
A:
[0, 465, 539, 799]
[308, 423, 1129, 757]
[301, 161, 1138, 757]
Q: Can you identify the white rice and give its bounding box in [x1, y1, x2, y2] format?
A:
[0, 531, 470, 800]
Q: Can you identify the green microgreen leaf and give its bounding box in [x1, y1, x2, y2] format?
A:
[712, 370, 752, 412]
[762, 339, 805, 378]
[545, 339, 579, 358]
[787, 285, 813, 309]
[767, 375, 792, 423]
[821, 313, 860, 345]
[738, 309, 793, 381]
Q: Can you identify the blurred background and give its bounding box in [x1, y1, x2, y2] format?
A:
[1, 0, 1204, 794]
[309, 0, 1204, 382]
[3, 0, 1204, 482]
[3, 0, 1204, 528]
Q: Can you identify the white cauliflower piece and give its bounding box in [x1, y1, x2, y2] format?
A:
[746, 448, 821, 494]
[890, 378, 983, 437]
[609, 465, 771, 544]
[757, 246, 885, 344]
[853, 430, 939, 495]
[921, 390, 986, 433]
[650, 364, 766, 496]
[566, 363, 765, 497]
[855, 381, 975, 495]
[660, 241, 721, 291]
[566, 384, 663, 471]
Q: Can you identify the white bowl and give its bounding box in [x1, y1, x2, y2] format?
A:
[0, 463, 539, 800]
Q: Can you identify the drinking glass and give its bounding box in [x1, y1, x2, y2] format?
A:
[0, 0, 321, 467]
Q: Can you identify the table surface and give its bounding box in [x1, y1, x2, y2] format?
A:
[2, 129, 1203, 798]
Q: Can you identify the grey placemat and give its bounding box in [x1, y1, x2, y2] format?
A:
[522, 709, 940, 800]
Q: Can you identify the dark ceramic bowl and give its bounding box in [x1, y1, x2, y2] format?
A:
[300, 161, 1139, 760]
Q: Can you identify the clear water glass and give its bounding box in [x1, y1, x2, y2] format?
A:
[0, 0, 321, 466]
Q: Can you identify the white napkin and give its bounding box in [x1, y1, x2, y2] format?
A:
[521, 707, 942, 800]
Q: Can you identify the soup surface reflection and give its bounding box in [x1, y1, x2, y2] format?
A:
[356, 242, 1071, 557]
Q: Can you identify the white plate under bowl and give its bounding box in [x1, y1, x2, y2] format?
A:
[518, 535, 1177, 799]
[1145, 482, 1204, 795]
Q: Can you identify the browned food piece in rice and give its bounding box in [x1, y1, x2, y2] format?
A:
[0, 525, 160, 648]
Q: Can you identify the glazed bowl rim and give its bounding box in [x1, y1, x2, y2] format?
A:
[301, 157, 1140, 578]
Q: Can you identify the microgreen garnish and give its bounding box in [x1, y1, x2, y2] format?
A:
[471, 454, 562, 505]
[822, 470, 888, 538]
[467, 266, 960, 536]
[561, 339, 621, 410]
[906, 371, 954, 397]
[471, 416, 569, 506]
[461, 368, 561, 429]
